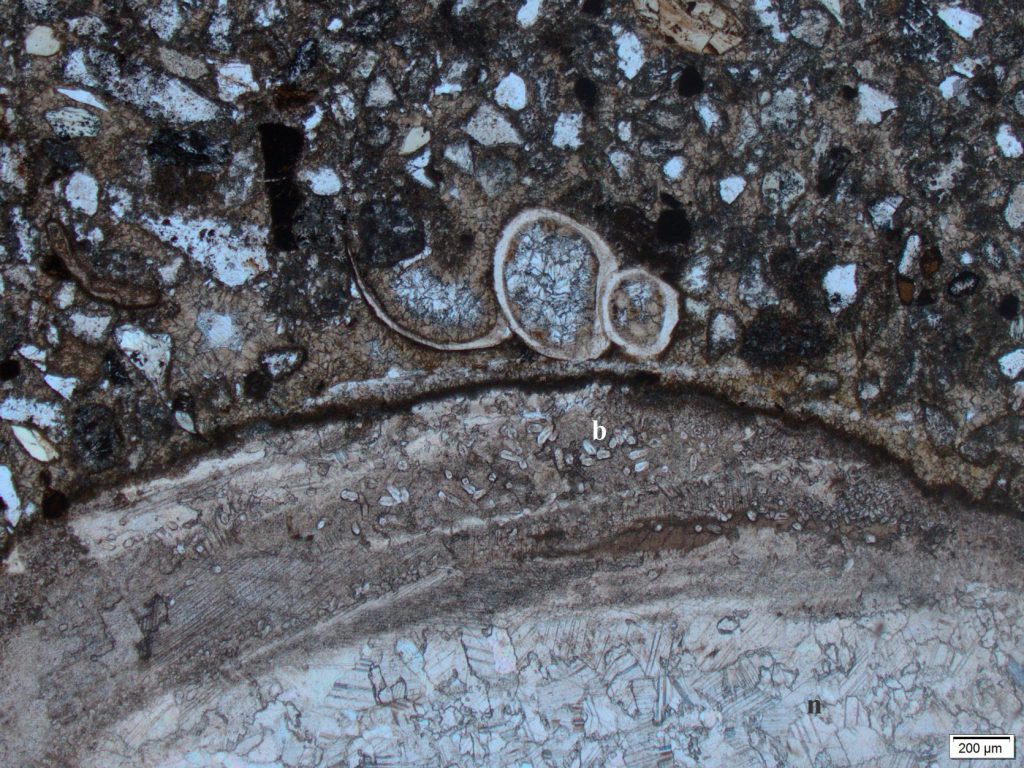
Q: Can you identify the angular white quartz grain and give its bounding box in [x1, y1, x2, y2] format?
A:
[684, 255, 709, 293]
[63, 48, 94, 85]
[175, 410, 196, 433]
[551, 112, 583, 149]
[999, 349, 1024, 379]
[11, 425, 59, 463]
[18, 345, 46, 365]
[43, 374, 79, 400]
[898, 234, 921, 276]
[860, 381, 880, 401]
[65, 171, 99, 215]
[1005, 183, 1024, 230]
[406, 149, 435, 188]
[254, 0, 284, 26]
[114, 325, 172, 390]
[823, 264, 857, 313]
[696, 97, 721, 132]
[261, 349, 303, 379]
[353, 49, 378, 80]
[66, 16, 108, 36]
[752, 0, 789, 42]
[333, 87, 357, 121]
[46, 107, 100, 138]
[738, 258, 778, 308]
[365, 75, 396, 108]
[299, 167, 341, 195]
[463, 104, 522, 146]
[516, 0, 541, 27]
[937, 6, 982, 39]
[207, 5, 231, 49]
[710, 312, 738, 348]
[494, 73, 527, 111]
[197, 311, 242, 351]
[0, 145, 25, 193]
[939, 75, 965, 101]
[761, 169, 805, 211]
[25, 25, 60, 56]
[0, 397, 63, 429]
[433, 60, 469, 97]
[928, 150, 963, 193]
[55, 283, 76, 309]
[68, 312, 111, 343]
[719, 176, 747, 204]
[8, 207, 35, 259]
[444, 142, 473, 173]
[143, 214, 269, 286]
[996, 124, 1023, 158]
[857, 84, 897, 125]
[611, 25, 644, 80]
[953, 57, 982, 77]
[662, 156, 685, 181]
[607, 150, 631, 178]
[302, 104, 324, 133]
[869, 195, 903, 228]
[399, 126, 431, 156]
[158, 257, 183, 285]
[149, 77, 220, 123]
[216, 62, 259, 102]
[148, 0, 183, 40]
[0, 466, 21, 526]
[56, 88, 108, 111]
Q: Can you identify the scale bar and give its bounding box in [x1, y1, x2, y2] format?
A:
[949, 734, 1015, 760]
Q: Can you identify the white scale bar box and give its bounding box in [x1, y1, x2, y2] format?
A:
[949, 734, 1015, 760]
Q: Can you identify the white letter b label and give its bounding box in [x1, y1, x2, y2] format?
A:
[592, 420, 607, 441]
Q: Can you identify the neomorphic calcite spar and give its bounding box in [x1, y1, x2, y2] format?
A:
[3, 382, 1023, 766]
[353, 208, 680, 361]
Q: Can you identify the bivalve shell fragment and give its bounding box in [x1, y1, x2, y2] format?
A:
[633, 0, 744, 55]
[347, 247, 512, 352]
[10, 424, 59, 462]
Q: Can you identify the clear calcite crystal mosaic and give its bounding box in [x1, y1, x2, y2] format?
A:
[494, 208, 619, 360]
[601, 266, 680, 356]
[2, 0, 1024, 764]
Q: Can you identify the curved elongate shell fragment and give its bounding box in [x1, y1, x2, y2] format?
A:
[10, 424, 59, 462]
[494, 209, 619, 361]
[46, 221, 161, 309]
[600, 268, 680, 358]
[344, 241, 511, 352]
[633, 0, 744, 55]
